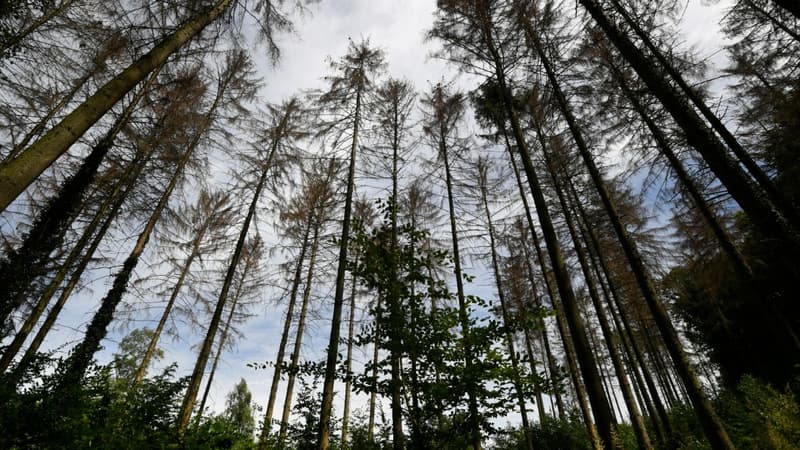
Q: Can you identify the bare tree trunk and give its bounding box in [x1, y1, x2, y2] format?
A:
[479, 164, 534, 450]
[606, 56, 752, 277]
[133, 221, 208, 385]
[440, 123, 482, 450]
[257, 221, 313, 447]
[197, 264, 248, 420]
[569, 179, 674, 443]
[178, 94, 287, 434]
[0, 0, 235, 212]
[367, 295, 381, 442]
[317, 80, 363, 450]
[537, 121, 651, 448]
[341, 273, 358, 445]
[54, 121, 197, 392]
[504, 133, 594, 440]
[278, 225, 321, 445]
[5, 69, 95, 163]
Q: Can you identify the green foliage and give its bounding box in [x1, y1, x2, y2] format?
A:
[0, 354, 186, 449]
[112, 327, 163, 381]
[667, 376, 800, 450]
[183, 415, 257, 450]
[223, 378, 256, 437]
[0, 345, 256, 449]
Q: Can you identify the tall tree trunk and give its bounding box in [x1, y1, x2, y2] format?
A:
[487, 23, 616, 445]
[257, 220, 313, 447]
[440, 123, 482, 450]
[53, 104, 204, 393]
[341, 272, 358, 446]
[367, 295, 381, 442]
[7, 140, 153, 380]
[518, 5, 735, 447]
[504, 132, 593, 438]
[570, 179, 674, 442]
[478, 164, 534, 450]
[536, 112, 652, 447]
[521, 320, 548, 422]
[178, 97, 288, 434]
[0, 0, 234, 212]
[196, 264, 249, 420]
[0, 75, 153, 326]
[387, 93, 405, 450]
[317, 80, 363, 450]
[575, 0, 796, 250]
[279, 225, 321, 445]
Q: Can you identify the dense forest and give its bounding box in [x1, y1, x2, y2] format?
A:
[0, 0, 799, 449]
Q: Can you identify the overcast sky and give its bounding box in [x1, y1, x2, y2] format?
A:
[35, 0, 738, 436]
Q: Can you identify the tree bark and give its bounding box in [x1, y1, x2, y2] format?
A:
[505, 134, 595, 442]
[487, 14, 615, 445]
[440, 112, 482, 450]
[196, 262, 249, 420]
[133, 220, 209, 385]
[341, 272, 358, 445]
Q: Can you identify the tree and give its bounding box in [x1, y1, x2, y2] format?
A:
[0, 0, 295, 212]
[421, 81, 483, 449]
[112, 328, 164, 383]
[224, 378, 256, 438]
[315, 38, 386, 450]
[133, 189, 236, 384]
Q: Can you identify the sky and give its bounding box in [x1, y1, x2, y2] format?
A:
[17, 0, 739, 438]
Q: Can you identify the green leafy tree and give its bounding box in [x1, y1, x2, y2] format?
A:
[224, 378, 256, 438]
